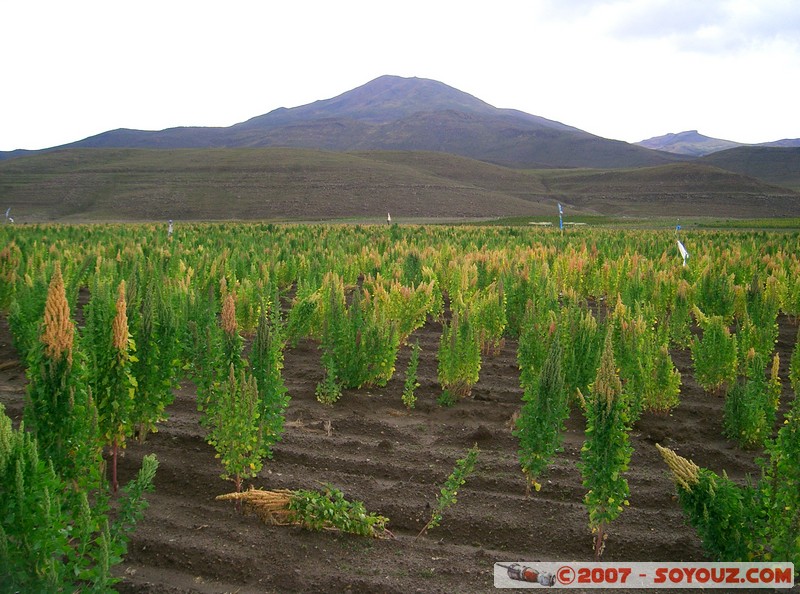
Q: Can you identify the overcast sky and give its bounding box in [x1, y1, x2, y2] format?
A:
[2, 0, 799, 151]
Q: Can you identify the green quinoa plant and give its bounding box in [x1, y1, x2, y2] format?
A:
[659, 394, 800, 573]
[697, 266, 736, 323]
[0, 241, 22, 310]
[0, 404, 158, 592]
[314, 274, 401, 393]
[650, 343, 682, 413]
[104, 281, 138, 493]
[402, 339, 421, 409]
[220, 292, 245, 374]
[437, 305, 481, 404]
[470, 281, 507, 355]
[668, 279, 693, 349]
[417, 445, 479, 539]
[288, 485, 390, 538]
[691, 306, 738, 394]
[657, 444, 754, 561]
[559, 300, 602, 404]
[516, 299, 556, 394]
[216, 485, 392, 539]
[790, 325, 800, 395]
[724, 350, 781, 449]
[207, 365, 265, 493]
[23, 263, 101, 489]
[514, 337, 569, 494]
[250, 296, 289, 459]
[579, 330, 632, 559]
[129, 274, 179, 442]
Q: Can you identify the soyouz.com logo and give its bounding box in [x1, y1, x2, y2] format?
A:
[494, 562, 795, 588]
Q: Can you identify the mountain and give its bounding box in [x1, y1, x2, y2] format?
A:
[637, 130, 800, 158]
[0, 75, 682, 169]
[759, 138, 800, 149]
[3, 75, 798, 221]
[636, 130, 743, 157]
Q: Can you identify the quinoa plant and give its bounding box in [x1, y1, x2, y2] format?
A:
[7, 271, 50, 362]
[503, 271, 532, 338]
[744, 274, 780, 353]
[514, 337, 569, 494]
[657, 444, 754, 561]
[23, 263, 101, 488]
[315, 353, 342, 405]
[559, 301, 602, 404]
[207, 365, 265, 493]
[610, 298, 650, 421]
[401, 250, 423, 286]
[691, 306, 738, 394]
[382, 278, 436, 344]
[337, 287, 400, 389]
[790, 325, 800, 395]
[250, 297, 289, 459]
[724, 351, 781, 449]
[0, 404, 158, 592]
[315, 275, 346, 404]
[437, 307, 481, 404]
[98, 281, 138, 493]
[285, 293, 318, 347]
[668, 279, 693, 349]
[516, 299, 556, 394]
[659, 394, 800, 573]
[697, 267, 736, 323]
[313, 274, 401, 393]
[402, 339, 421, 409]
[216, 486, 391, 539]
[186, 291, 224, 420]
[287, 485, 390, 538]
[0, 241, 22, 310]
[129, 275, 179, 442]
[755, 390, 800, 568]
[417, 444, 479, 539]
[650, 343, 682, 413]
[579, 330, 632, 559]
[471, 281, 507, 355]
[220, 292, 245, 373]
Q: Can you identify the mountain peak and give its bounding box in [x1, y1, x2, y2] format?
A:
[1, 74, 682, 169]
[636, 130, 742, 157]
[235, 74, 498, 129]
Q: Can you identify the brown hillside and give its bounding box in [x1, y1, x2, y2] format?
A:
[541, 163, 800, 217]
[3, 149, 798, 222]
[0, 148, 557, 222]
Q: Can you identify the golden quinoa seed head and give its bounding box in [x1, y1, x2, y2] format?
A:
[112, 280, 129, 351]
[216, 488, 294, 525]
[656, 443, 700, 491]
[41, 262, 74, 365]
[221, 293, 237, 337]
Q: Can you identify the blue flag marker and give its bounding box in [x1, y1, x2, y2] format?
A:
[558, 203, 563, 230]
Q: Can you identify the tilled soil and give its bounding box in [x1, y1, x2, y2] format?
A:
[1, 315, 798, 593]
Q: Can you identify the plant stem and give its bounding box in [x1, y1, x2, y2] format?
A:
[594, 523, 605, 560]
[111, 438, 118, 494]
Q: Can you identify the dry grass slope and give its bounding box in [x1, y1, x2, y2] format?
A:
[2, 148, 799, 222]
